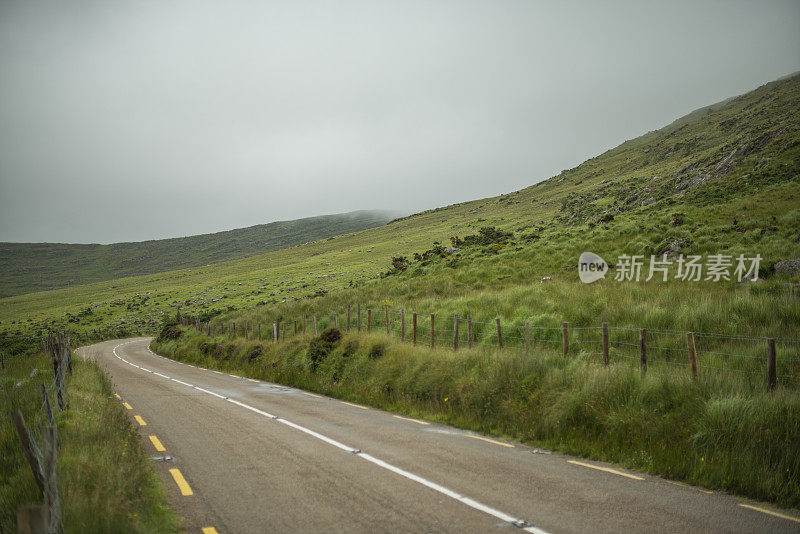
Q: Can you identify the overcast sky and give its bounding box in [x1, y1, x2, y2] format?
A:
[1, 1, 798, 244]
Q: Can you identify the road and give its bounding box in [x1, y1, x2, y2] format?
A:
[79, 338, 800, 533]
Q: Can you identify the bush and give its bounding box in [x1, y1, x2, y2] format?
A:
[308, 327, 342, 370]
[368, 342, 386, 360]
[155, 320, 182, 342]
[241, 344, 263, 364]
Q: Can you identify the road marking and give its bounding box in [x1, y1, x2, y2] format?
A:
[302, 392, 323, 398]
[568, 460, 644, 480]
[149, 435, 166, 452]
[739, 504, 800, 523]
[212, 371, 223, 375]
[465, 435, 514, 448]
[248, 378, 259, 383]
[393, 415, 430, 425]
[112, 342, 548, 534]
[114, 393, 121, 399]
[134, 415, 147, 426]
[201, 528, 219, 534]
[169, 468, 194, 496]
[122, 402, 132, 410]
[229, 374, 239, 378]
[341, 401, 368, 410]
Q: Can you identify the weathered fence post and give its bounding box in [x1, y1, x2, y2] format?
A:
[282, 323, 287, 341]
[686, 332, 697, 378]
[385, 307, 390, 335]
[430, 314, 435, 349]
[525, 323, 531, 357]
[313, 316, 318, 335]
[562, 322, 569, 356]
[12, 410, 44, 491]
[401, 309, 406, 342]
[272, 322, 277, 342]
[367, 309, 372, 333]
[602, 323, 609, 365]
[1, 351, 4, 370]
[468, 315, 473, 349]
[357, 304, 361, 332]
[453, 315, 459, 351]
[767, 338, 776, 390]
[293, 321, 297, 335]
[347, 306, 351, 331]
[333, 314, 339, 329]
[639, 328, 647, 375]
[496, 319, 503, 349]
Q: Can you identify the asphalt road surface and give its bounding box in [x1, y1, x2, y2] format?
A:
[79, 338, 800, 534]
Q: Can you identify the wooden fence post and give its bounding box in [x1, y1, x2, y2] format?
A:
[602, 323, 609, 365]
[687, 332, 697, 378]
[562, 322, 569, 356]
[525, 323, 530, 357]
[454, 315, 459, 351]
[430, 314, 435, 349]
[272, 322, 277, 342]
[357, 304, 361, 332]
[468, 315, 472, 349]
[767, 338, 776, 390]
[496, 319, 503, 349]
[294, 321, 298, 335]
[639, 328, 647, 375]
[43, 425, 60, 534]
[367, 309, 372, 333]
[385, 307, 390, 335]
[347, 306, 351, 331]
[333, 314, 339, 329]
[12, 410, 44, 491]
[401, 309, 405, 342]
[412, 313, 418, 345]
[313, 316, 318, 335]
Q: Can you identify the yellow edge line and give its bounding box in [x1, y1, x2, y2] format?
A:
[169, 468, 194, 496]
[201, 527, 219, 534]
[465, 435, 514, 448]
[248, 378, 259, 383]
[149, 435, 166, 452]
[134, 415, 147, 426]
[114, 393, 121, 399]
[665, 479, 712, 494]
[122, 402, 132, 410]
[302, 392, 323, 398]
[568, 460, 644, 480]
[341, 401, 368, 410]
[739, 504, 800, 523]
[229, 374, 239, 378]
[393, 415, 430, 425]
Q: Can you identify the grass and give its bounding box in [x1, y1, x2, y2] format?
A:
[152, 327, 800, 509]
[0, 210, 394, 298]
[0, 348, 178, 533]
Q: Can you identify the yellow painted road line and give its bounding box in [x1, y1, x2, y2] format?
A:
[212, 370, 223, 375]
[393, 415, 430, 425]
[302, 392, 323, 398]
[466, 435, 514, 448]
[248, 378, 259, 383]
[739, 504, 800, 523]
[341, 401, 368, 410]
[201, 527, 219, 534]
[229, 374, 239, 378]
[149, 435, 166, 452]
[114, 393, 121, 399]
[122, 402, 132, 410]
[568, 460, 644, 480]
[134, 415, 147, 426]
[169, 468, 194, 496]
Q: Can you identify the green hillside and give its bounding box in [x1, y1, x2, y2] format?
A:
[0, 210, 394, 297]
[1, 72, 799, 339]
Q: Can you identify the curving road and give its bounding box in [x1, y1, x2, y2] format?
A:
[79, 338, 800, 534]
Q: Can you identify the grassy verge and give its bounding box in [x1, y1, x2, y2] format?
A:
[0, 350, 178, 533]
[153, 328, 800, 509]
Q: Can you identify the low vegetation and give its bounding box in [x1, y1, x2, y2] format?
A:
[0, 344, 178, 533]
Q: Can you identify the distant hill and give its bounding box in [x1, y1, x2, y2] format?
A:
[0, 210, 395, 297]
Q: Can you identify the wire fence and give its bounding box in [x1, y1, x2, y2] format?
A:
[184, 306, 799, 390]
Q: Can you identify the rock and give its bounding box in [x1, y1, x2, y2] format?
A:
[641, 197, 656, 207]
[540, 276, 552, 283]
[774, 258, 800, 276]
[444, 247, 461, 254]
[658, 240, 687, 258]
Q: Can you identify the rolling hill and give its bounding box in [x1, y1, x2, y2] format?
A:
[0, 210, 395, 297]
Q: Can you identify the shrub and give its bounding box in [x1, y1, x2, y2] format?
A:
[368, 342, 386, 359]
[241, 344, 263, 363]
[308, 327, 342, 370]
[156, 320, 182, 342]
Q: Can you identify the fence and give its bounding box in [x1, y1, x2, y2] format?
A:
[178, 307, 799, 390]
[11, 332, 71, 534]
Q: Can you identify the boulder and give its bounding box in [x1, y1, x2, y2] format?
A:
[774, 258, 800, 276]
